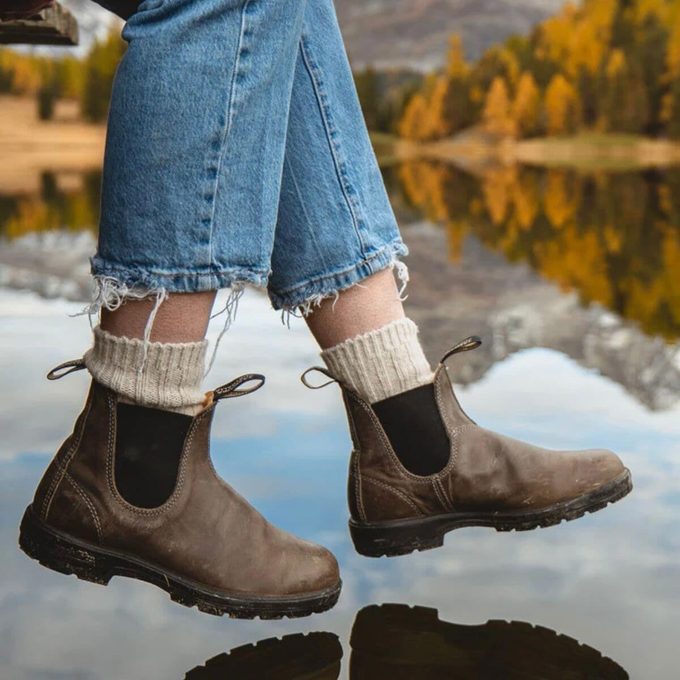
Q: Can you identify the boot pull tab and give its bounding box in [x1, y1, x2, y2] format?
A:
[47, 359, 86, 381]
[440, 336, 482, 364]
[300, 366, 339, 390]
[212, 373, 265, 401]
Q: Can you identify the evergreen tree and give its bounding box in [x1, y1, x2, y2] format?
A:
[601, 49, 649, 133]
[354, 66, 381, 131]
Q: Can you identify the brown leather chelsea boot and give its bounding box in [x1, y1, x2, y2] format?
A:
[303, 336, 632, 558]
[19, 360, 341, 618]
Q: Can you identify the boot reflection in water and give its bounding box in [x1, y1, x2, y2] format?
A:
[350, 604, 628, 680]
[185, 632, 342, 680]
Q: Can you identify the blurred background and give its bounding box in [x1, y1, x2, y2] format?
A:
[1, 1, 679, 678]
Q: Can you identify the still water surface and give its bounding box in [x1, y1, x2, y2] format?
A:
[0, 163, 678, 679]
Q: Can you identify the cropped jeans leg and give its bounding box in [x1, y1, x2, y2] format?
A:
[91, 0, 407, 319]
[268, 0, 407, 313]
[92, 0, 308, 300]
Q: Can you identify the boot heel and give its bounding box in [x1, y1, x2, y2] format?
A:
[18, 506, 113, 585]
[349, 517, 445, 558]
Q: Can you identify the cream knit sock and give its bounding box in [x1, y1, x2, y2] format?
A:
[321, 318, 433, 403]
[83, 327, 208, 416]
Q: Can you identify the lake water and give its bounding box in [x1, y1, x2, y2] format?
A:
[1, 163, 678, 679]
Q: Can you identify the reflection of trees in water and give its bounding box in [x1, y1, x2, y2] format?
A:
[0, 170, 100, 240]
[397, 161, 680, 341]
[4, 163, 679, 341]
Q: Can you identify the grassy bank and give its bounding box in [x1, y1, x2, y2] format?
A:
[514, 132, 680, 170]
[404, 130, 680, 171]
[0, 96, 105, 194]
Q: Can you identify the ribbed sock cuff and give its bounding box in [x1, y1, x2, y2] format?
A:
[83, 327, 208, 416]
[321, 318, 433, 403]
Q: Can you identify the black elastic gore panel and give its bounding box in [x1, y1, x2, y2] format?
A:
[372, 383, 450, 476]
[114, 403, 192, 508]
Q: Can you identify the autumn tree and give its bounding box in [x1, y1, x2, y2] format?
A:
[512, 71, 541, 137]
[482, 76, 516, 137]
[544, 74, 580, 135]
[399, 92, 429, 140]
[440, 34, 475, 133]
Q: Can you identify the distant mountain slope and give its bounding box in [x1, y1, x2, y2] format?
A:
[61, 0, 563, 70]
[334, 0, 564, 70]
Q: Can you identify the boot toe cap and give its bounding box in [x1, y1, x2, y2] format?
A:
[577, 448, 628, 491]
[294, 542, 340, 594]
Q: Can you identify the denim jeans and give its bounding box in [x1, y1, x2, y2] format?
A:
[91, 0, 407, 314]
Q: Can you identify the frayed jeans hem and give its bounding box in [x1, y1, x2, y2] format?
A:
[268, 238, 409, 314]
[89, 257, 270, 295]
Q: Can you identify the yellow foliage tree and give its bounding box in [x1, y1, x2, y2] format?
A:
[482, 76, 516, 137]
[544, 74, 580, 135]
[427, 76, 452, 138]
[399, 93, 429, 141]
[446, 34, 469, 79]
[666, 14, 680, 80]
[512, 71, 541, 137]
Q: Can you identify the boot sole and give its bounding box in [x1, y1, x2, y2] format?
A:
[18, 505, 341, 619]
[349, 469, 633, 557]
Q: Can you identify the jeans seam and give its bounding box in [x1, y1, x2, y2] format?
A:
[207, 0, 253, 269]
[299, 33, 367, 255]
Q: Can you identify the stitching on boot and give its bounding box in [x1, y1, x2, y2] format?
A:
[65, 472, 102, 543]
[42, 390, 94, 520]
[362, 476, 422, 516]
[433, 478, 451, 512]
[434, 371, 458, 472]
[106, 392, 206, 516]
[343, 394, 367, 521]
[352, 452, 366, 522]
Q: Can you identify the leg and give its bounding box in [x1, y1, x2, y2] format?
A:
[22, 0, 341, 619]
[304, 268, 404, 349]
[86, 0, 312, 414]
[268, 0, 431, 405]
[101, 292, 216, 343]
[269, 1, 631, 556]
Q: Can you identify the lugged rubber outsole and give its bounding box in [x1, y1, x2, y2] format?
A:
[18, 506, 341, 619]
[350, 469, 633, 557]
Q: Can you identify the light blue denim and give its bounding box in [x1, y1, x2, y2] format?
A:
[92, 0, 407, 313]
